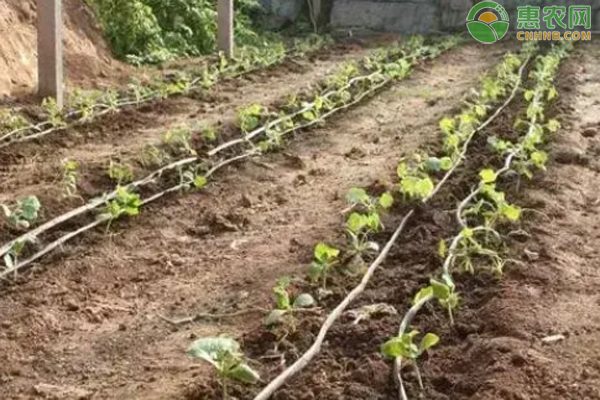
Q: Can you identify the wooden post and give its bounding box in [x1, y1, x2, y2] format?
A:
[37, 0, 64, 108]
[217, 0, 234, 58]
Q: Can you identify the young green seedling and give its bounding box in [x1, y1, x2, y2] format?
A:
[1, 196, 41, 230]
[381, 330, 440, 389]
[187, 337, 260, 398]
[61, 158, 79, 198]
[345, 188, 393, 258]
[178, 166, 208, 191]
[307, 242, 340, 288]
[100, 187, 141, 232]
[108, 160, 134, 186]
[3, 240, 25, 277]
[141, 144, 171, 168]
[265, 277, 316, 328]
[162, 127, 196, 156]
[237, 104, 267, 133]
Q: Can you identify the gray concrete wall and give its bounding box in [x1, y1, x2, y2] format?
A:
[261, 0, 600, 33]
[330, 0, 600, 33]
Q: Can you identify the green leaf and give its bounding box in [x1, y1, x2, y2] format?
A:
[265, 309, 288, 326]
[187, 337, 240, 365]
[430, 278, 451, 300]
[500, 203, 521, 222]
[545, 119, 561, 133]
[397, 162, 408, 178]
[19, 196, 41, 221]
[293, 293, 316, 308]
[479, 169, 496, 184]
[229, 363, 260, 384]
[438, 239, 447, 258]
[194, 175, 207, 189]
[439, 157, 453, 171]
[347, 212, 367, 234]
[379, 192, 394, 209]
[314, 243, 339, 262]
[418, 333, 440, 352]
[531, 151, 548, 170]
[425, 157, 442, 172]
[439, 117, 455, 135]
[302, 111, 316, 121]
[415, 177, 434, 198]
[461, 227, 473, 239]
[345, 188, 369, 205]
[381, 337, 404, 359]
[307, 261, 325, 282]
[413, 286, 433, 304]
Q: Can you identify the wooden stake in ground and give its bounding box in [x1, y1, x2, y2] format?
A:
[217, 0, 234, 58]
[37, 0, 64, 108]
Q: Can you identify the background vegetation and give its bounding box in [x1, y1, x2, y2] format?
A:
[86, 0, 266, 64]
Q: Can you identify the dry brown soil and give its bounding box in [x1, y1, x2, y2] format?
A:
[0, 41, 373, 240]
[0, 41, 514, 400]
[0, 0, 132, 98]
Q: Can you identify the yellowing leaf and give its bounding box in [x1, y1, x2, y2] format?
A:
[500, 203, 521, 222]
[438, 239, 447, 258]
[479, 169, 496, 184]
[379, 192, 394, 209]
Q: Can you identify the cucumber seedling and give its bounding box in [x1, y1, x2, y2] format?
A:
[307, 242, 340, 288]
[108, 160, 135, 186]
[187, 337, 260, 399]
[1, 196, 41, 230]
[61, 158, 79, 198]
[345, 188, 393, 258]
[265, 277, 316, 328]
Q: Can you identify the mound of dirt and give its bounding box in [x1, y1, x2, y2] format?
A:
[0, 0, 129, 98]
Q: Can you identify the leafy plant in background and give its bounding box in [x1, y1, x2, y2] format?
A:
[162, 127, 196, 156]
[108, 161, 135, 185]
[86, 0, 264, 64]
[1, 196, 41, 230]
[187, 337, 260, 398]
[0, 109, 28, 133]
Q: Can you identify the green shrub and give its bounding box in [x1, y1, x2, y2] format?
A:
[86, 0, 264, 64]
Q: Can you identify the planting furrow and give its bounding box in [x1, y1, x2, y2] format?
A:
[383, 42, 570, 400]
[446, 40, 600, 400]
[0, 40, 375, 240]
[0, 37, 456, 277]
[0, 36, 331, 150]
[252, 43, 534, 400]
[0, 41, 503, 399]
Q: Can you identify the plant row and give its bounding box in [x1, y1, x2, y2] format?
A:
[181, 43, 538, 400]
[0, 36, 457, 280]
[381, 40, 572, 400]
[0, 35, 330, 149]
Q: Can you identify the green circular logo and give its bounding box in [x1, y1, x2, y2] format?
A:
[467, 1, 510, 44]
